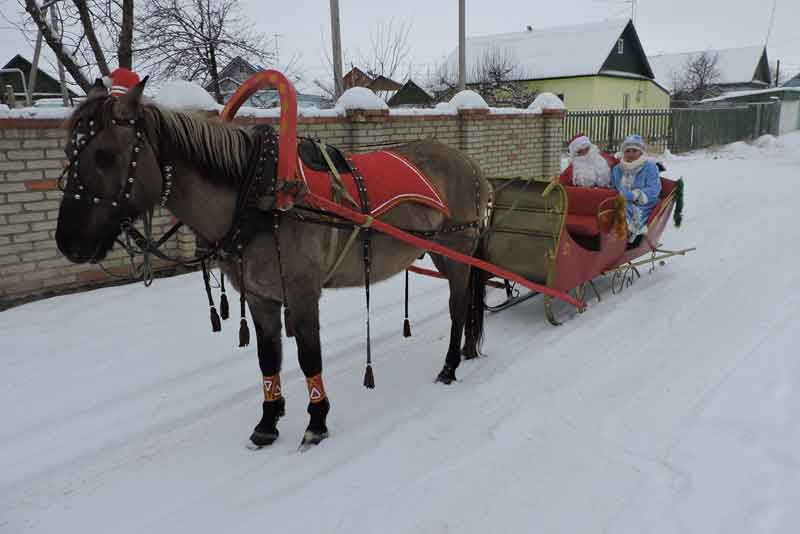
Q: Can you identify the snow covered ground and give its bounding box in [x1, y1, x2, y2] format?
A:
[2, 134, 800, 533]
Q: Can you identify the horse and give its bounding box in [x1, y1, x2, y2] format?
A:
[55, 78, 490, 448]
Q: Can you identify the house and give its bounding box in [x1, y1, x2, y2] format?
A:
[341, 67, 403, 102]
[388, 80, 434, 107]
[203, 56, 262, 102]
[207, 56, 331, 108]
[342, 67, 373, 90]
[1, 54, 79, 103]
[698, 86, 800, 135]
[450, 18, 668, 111]
[648, 46, 771, 98]
[784, 73, 800, 88]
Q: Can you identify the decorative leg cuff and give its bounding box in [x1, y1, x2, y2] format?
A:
[262, 374, 283, 402]
[306, 374, 327, 403]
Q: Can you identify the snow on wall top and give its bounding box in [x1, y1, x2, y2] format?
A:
[447, 18, 630, 82]
[448, 90, 489, 110]
[154, 80, 221, 111]
[648, 46, 766, 93]
[335, 87, 389, 111]
[529, 92, 566, 111]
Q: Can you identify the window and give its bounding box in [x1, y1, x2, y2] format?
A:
[239, 64, 246, 73]
[617, 38, 624, 54]
[623, 93, 631, 109]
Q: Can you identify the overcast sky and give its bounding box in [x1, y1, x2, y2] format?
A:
[2, 0, 799, 93]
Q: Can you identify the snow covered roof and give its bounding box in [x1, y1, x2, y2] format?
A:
[784, 73, 800, 88]
[448, 18, 637, 82]
[648, 46, 768, 92]
[699, 86, 800, 104]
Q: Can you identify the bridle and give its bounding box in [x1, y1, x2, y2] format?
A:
[58, 104, 173, 211]
[58, 100, 183, 284]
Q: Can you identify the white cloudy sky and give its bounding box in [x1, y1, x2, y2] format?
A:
[2, 0, 799, 93]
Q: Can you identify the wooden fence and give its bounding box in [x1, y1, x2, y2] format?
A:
[564, 102, 781, 153]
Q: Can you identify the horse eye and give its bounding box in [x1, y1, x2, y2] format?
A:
[95, 149, 116, 168]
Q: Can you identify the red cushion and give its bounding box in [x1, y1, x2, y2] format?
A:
[564, 186, 617, 216]
[566, 214, 600, 236]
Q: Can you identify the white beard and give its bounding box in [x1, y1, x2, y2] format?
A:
[571, 147, 611, 188]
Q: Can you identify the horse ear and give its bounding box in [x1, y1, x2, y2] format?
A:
[87, 78, 107, 99]
[125, 75, 149, 106]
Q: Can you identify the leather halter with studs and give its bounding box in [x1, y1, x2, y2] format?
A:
[59, 114, 173, 210]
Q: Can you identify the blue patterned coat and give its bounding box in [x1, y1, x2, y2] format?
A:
[611, 161, 662, 235]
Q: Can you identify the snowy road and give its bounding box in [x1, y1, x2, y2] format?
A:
[2, 134, 800, 533]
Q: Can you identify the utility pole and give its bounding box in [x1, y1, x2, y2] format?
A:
[329, 0, 344, 98]
[458, 0, 465, 90]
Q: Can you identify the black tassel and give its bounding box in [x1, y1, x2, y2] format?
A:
[363, 364, 375, 389]
[219, 273, 229, 320]
[284, 307, 295, 338]
[219, 293, 229, 320]
[201, 260, 221, 333]
[239, 318, 250, 347]
[403, 269, 411, 337]
[210, 306, 222, 332]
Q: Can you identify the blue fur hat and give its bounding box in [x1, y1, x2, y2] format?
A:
[621, 134, 646, 153]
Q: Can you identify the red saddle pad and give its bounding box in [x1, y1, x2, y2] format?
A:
[297, 150, 450, 218]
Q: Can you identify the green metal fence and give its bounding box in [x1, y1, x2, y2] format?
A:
[564, 102, 781, 154]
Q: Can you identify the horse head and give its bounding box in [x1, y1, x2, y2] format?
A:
[56, 77, 165, 263]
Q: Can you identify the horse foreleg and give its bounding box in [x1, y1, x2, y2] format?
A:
[247, 297, 285, 448]
[288, 299, 330, 447]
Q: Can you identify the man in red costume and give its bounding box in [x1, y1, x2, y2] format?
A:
[559, 133, 618, 188]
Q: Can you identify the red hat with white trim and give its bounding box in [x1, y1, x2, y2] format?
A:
[568, 132, 591, 156]
[103, 68, 141, 97]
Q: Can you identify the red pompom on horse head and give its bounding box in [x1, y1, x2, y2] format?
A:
[103, 68, 141, 97]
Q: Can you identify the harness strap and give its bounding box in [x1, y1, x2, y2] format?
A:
[316, 141, 358, 209]
[322, 215, 373, 285]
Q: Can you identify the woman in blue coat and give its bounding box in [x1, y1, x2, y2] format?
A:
[612, 134, 662, 242]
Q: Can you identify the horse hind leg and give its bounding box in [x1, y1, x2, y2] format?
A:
[430, 254, 485, 384]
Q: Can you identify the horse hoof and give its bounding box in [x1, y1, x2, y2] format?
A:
[435, 366, 457, 384]
[249, 428, 279, 449]
[299, 430, 329, 450]
[461, 346, 482, 360]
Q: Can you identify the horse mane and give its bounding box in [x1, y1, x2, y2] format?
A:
[144, 105, 255, 183]
[68, 95, 259, 185]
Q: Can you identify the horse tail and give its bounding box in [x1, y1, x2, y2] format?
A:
[463, 236, 488, 358]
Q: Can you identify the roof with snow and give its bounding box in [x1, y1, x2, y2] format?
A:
[699, 86, 800, 104]
[784, 73, 800, 88]
[448, 18, 655, 83]
[648, 46, 770, 93]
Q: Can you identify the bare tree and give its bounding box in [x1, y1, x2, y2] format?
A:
[355, 19, 412, 81]
[470, 45, 536, 107]
[134, 0, 274, 103]
[17, 0, 134, 92]
[675, 51, 721, 102]
[314, 18, 413, 100]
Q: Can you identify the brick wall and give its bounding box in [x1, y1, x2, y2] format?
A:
[0, 108, 563, 307]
